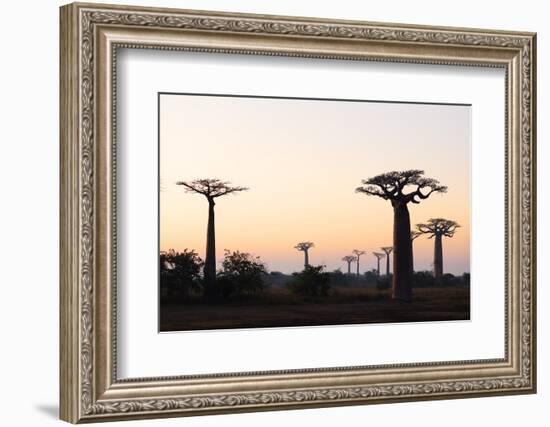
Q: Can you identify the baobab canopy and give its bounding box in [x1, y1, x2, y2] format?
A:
[411, 230, 422, 241]
[355, 169, 447, 204]
[176, 178, 248, 199]
[294, 242, 314, 251]
[416, 218, 460, 238]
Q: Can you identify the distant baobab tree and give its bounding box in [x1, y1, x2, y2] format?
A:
[381, 246, 393, 276]
[356, 170, 447, 301]
[342, 255, 357, 275]
[410, 230, 422, 273]
[416, 218, 460, 280]
[294, 242, 314, 269]
[176, 178, 248, 298]
[373, 252, 385, 276]
[352, 249, 366, 275]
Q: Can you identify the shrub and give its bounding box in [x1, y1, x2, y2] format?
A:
[328, 269, 350, 287]
[376, 275, 391, 290]
[363, 270, 379, 284]
[263, 271, 292, 287]
[288, 265, 331, 297]
[440, 273, 458, 286]
[217, 250, 267, 298]
[412, 271, 435, 287]
[160, 249, 203, 300]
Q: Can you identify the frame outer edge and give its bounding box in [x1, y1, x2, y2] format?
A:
[529, 33, 537, 393]
[69, 1, 536, 37]
[60, 3, 81, 424]
[60, 2, 537, 422]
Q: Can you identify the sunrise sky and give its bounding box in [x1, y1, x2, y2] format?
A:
[159, 93, 470, 275]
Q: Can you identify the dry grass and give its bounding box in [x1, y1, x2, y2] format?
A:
[160, 285, 470, 331]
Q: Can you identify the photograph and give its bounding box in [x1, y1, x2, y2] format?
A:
[159, 93, 471, 331]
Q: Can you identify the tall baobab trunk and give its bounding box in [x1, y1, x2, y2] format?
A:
[392, 202, 413, 301]
[204, 198, 216, 297]
[346, 260, 352, 274]
[381, 247, 393, 276]
[434, 234, 443, 279]
[303, 250, 309, 268]
[410, 240, 417, 275]
[410, 232, 421, 274]
[376, 258, 381, 275]
[411, 242, 417, 275]
[356, 259, 360, 275]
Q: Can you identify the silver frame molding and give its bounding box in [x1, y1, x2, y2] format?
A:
[60, 2, 537, 423]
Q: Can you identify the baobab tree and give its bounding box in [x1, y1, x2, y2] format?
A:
[356, 170, 447, 301]
[411, 230, 422, 241]
[373, 252, 385, 276]
[294, 242, 314, 269]
[176, 178, 248, 298]
[410, 230, 422, 273]
[416, 218, 460, 280]
[342, 255, 357, 275]
[352, 249, 366, 275]
[381, 246, 393, 276]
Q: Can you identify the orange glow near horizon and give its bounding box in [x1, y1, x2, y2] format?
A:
[160, 94, 470, 275]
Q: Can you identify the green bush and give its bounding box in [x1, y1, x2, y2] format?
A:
[217, 250, 267, 298]
[288, 265, 331, 297]
[412, 271, 435, 287]
[363, 270, 379, 284]
[328, 269, 349, 287]
[376, 275, 391, 290]
[440, 273, 459, 286]
[160, 249, 203, 300]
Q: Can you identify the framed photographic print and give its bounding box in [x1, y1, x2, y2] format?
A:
[60, 2, 537, 423]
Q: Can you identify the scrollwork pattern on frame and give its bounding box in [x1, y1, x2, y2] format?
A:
[86, 377, 530, 415]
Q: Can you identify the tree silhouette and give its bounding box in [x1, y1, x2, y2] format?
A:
[217, 250, 267, 298]
[294, 242, 314, 269]
[160, 249, 203, 300]
[352, 249, 366, 275]
[416, 218, 460, 280]
[288, 265, 330, 297]
[356, 170, 447, 301]
[176, 178, 248, 298]
[342, 255, 357, 275]
[410, 230, 422, 273]
[381, 246, 393, 276]
[373, 252, 385, 276]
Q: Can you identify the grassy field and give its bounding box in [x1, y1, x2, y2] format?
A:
[159, 285, 470, 331]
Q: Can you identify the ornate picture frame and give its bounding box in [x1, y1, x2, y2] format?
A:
[60, 2, 536, 423]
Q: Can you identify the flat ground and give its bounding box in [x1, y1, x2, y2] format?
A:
[159, 285, 470, 331]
